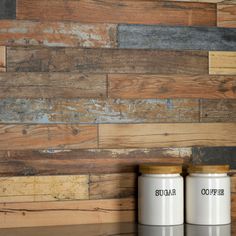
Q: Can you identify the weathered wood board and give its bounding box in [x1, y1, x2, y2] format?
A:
[0, 175, 89, 202]
[0, 46, 6, 72]
[217, 3, 236, 28]
[0, 0, 16, 19]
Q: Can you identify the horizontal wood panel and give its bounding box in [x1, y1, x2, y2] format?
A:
[0, 124, 97, 150]
[209, 51, 236, 75]
[108, 74, 236, 99]
[200, 99, 236, 122]
[0, 148, 191, 176]
[118, 25, 236, 51]
[0, 0, 15, 19]
[0, 20, 116, 48]
[0, 46, 6, 72]
[0, 73, 106, 98]
[89, 173, 136, 199]
[17, 0, 216, 26]
[7, 47, 209, 74]
[0, 198, 135, 228]
[99, 123, 236, 148]
[0, 98, 199, 123]
[217, 3, 236, 28]
[0, 175, 88, 202]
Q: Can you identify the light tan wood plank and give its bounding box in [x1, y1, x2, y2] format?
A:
[0, 198, 135, 228]
[209, 51, 236, 75]
[0, 124, 97, 150]
[0, 175, 88, 203]
[0, 46, 6, 72]
[99, 123, 236, 148]
[217, 3, 236, 28]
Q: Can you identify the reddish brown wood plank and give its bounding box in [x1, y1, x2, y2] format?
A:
[0, 46, 6, 72]
[217, 3, 236, 28]
[108, 74, 236, 99]
[0, 125, 97, 150]
[17, 0, 216, 26]
[0, 20, 116, 48]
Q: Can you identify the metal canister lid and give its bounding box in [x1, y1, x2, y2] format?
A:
[140, 164, 182, 174]
[188, 165, 230, 174]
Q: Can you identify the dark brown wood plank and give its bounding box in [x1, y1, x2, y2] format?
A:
[108, 74, 236, 99]
[7, 47, 209, 74]
[0, 73, 106, 98]
[0, 20, 116, 48]
[17, 0, 216, 26]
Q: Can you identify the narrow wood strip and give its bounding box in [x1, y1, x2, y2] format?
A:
[0, 124, 97, 150]
[0, 46, 6, 72]
[7, 47, 208, 74]
[118, 25, 236, 51]
[0, 0, 16, 19]
[0, 98, 199, 123]
[217, 3, 236, 28]
[0, 148, 191, 176]
[99, 123, 236, 148]
[17, 0, 216, 26]
[108, 74, 236, 99]
[209, 51, 236, 75]
[200, 99, 236, 122]
[0, 73, 106, 98]
[0, 198, 135, 228]
[0, 20, 116, 48]
[0, 175, 89, 202]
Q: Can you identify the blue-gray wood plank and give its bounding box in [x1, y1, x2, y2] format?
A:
[0, 0, 16, 19]
[118, 25, 236, 51]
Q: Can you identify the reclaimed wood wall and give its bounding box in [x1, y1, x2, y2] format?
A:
[0, 0, 236, 228]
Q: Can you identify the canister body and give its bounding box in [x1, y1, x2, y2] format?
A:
[138, 174, 184, 226]
[186, 173, 231, 225]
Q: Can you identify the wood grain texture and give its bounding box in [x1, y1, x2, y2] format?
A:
[0, 46, 6, 72]
[0, 125, 97, 150]
[0, 99, 199, 123]
[217, 3, 236, 28]
[89, 173, 136, 199]
[200, 99, 236, 122]
[99, 123, 236, 148]
[118, 25, 236, 51]
[0, 198, 135, 228]
[0, 0, 16, 19]
[0, 175, 88, 202]
[209, 51, 236, 75]
[108, 74, 236, 99]
[0, 20, 116, 48]
[0, 148, 191, 176]
[0, 73, 106, 98]
[17, 0, 216, 26]
[7, 47, 209, 74]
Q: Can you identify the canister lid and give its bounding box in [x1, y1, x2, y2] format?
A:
[188, 165, 230, 174]
[139, 164, 182, 174]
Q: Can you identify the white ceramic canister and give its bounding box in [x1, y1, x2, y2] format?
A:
[186, 165, 231, 225]
[138, 164, 184, 226]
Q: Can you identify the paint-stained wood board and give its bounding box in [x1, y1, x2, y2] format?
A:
[0, 198, 135, 228]
[99, 123, 236, 148]
[0, 175, 89, 202]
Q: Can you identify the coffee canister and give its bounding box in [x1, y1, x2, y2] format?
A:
[186, 165, 231, 225]
[138, 164, 183, 226]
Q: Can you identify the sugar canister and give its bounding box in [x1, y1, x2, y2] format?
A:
[138, 164, 183, 226]
[186, 165, 231, 225]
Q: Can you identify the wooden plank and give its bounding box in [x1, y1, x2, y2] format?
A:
[99, 123, 236, 148]
[232, 193, 236, 219]
[0, 0, 16, 19]
[200, 99, 236, 122]
[0, 73, 106, 98]
[0, 198, 135, 228]
[0, 46, 6, 72]
[0, 148, 191, 176]
[0, 98, 199, 123]
[108, 74, 236, 99]
[0, 20, 116, 48]
[209, 51, 236, 75]
[89, 173, 136, 199]
[217, 3, 236, 28]
[17, 0, 216, 27]
[7, 47, 209, 74]
[0, 175, 88, 203]
[0, 124, 97, 150]
[118, 25, 236, 51]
